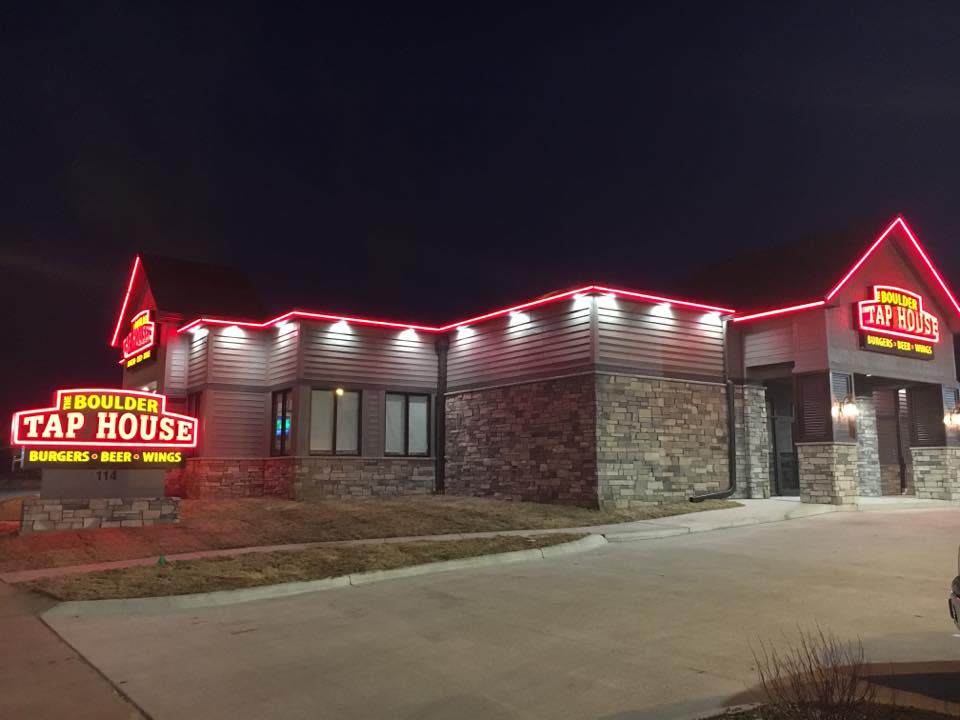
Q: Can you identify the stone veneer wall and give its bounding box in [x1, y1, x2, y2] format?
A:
[294, 457, 434, 500]
[20, 496, 180, 534]
[797, 443, 859, 505]
[445, 374, 598, 507]
[166, 458, 295, 499]
[911, 447, 960, 500]
[733, 385, 770, 500]
[855, 395, 882, 496]
[595, 375, 730, 507]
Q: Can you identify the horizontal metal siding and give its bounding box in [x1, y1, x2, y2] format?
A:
[187, 333, 208, 388]
[447, 304, 592, 390]
[301, 322, 437, 389]
[743, 318, 795, 368]
[205, 389, 268, 457]
[209, 328, 267, 385]
[267, 325, 299, 385]
[597, 301, 723, 380]
[164, 333, 188, 395]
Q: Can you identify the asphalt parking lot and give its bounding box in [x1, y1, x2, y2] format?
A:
[45, 510, 960, 720]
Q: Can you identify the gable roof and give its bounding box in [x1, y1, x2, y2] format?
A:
[109, 255, 264, 346]
[727, 216, 960, 325]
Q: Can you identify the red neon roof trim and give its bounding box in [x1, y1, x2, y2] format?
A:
[897, 218, 960, 316]
[109, 255, 142, 347]
[825, 217, 903, 301]
[175, 284, 736, 336]
[733, 215, 960, 324]
[591, 286, 735, 314]
[732, 301, 827, 324]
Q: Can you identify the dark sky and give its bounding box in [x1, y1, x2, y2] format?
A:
[4, 3, 960, 426]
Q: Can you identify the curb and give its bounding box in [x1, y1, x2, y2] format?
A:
[42, 534, 608, 618]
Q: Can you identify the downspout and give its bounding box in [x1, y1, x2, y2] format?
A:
[691, 317, 738, 502]
[434, 334, 449, 495]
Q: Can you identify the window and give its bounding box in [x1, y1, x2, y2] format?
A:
[385, 393, 430, 456]
[271, 389, 293, 456]
[310, 389, 361, 455]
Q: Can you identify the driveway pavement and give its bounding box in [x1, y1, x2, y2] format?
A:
[44, 510, 960, 720]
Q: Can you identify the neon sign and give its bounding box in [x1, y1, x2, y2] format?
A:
[11, 388, 197, 468]
[857, 285, 939, 360]
[120, 309, 157, 368]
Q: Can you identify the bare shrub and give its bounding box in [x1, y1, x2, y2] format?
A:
[751, 625, 889, 720]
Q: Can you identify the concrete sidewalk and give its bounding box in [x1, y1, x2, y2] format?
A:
[0, 582, 143, 719]
[2, 496, 955, 585]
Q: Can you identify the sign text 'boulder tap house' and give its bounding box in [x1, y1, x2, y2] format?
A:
[11, 388, 198, 468]
[857, 285, 940, 359]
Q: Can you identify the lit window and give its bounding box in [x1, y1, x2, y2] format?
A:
[310, 389, 361, 455]
[385, 393, 430, 456]
[270, 389, 293, 456]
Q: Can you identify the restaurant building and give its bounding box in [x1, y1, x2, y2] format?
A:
[110, 216, 960, 508]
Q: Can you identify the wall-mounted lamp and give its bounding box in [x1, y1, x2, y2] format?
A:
[831, 397, 859, 420]
[944, 408, 960, 429]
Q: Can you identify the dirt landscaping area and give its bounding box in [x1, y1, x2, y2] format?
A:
[27, 533, 585, 600]
[0, 495, 738, 574]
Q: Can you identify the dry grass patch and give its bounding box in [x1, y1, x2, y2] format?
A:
[0, 495, 738, 573]
[27, 533, 585, 601]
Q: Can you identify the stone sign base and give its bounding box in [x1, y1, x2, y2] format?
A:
[20, 496, 180, 534]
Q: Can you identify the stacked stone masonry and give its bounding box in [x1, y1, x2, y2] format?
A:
[20, 496, 180, 534]
[295, 457, 434, 500]
[732, 385, 770, 500]
[595, 375, 732, 508]
[797, 443, 859, 505]
[911, 447, 960, 501]
[166, 458, 295, 499]
[855, 395, 882, 496]
[445, 375, 599, 507]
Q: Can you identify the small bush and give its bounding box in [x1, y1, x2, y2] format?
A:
[752, 625, 888, 720]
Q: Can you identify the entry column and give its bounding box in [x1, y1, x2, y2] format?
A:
[910, 385, 960, 501]
[795, 371, 859, 505]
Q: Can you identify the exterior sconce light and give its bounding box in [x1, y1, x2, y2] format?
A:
[832, 397, 859, 420]
[944, 408, 960, 428]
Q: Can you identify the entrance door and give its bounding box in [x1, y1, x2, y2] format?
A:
[875, 389, 912, 495]
[766, 382, 799, 496]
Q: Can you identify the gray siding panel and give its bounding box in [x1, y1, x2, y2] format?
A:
[301, 322, 437, 389]
[164, 333, 188, 395]
[267, 325, 299, 385]
[743, 318, 795, 368]
[187, 332, 209, 388]
[597, 301, 724, 380]
[209, 328, 267, 385]
[205, 389, 268, 457]
[447, 304, 593, 389]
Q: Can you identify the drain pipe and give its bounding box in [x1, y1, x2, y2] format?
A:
[433, 334, 449, 495]
[691, 319, 738, 502]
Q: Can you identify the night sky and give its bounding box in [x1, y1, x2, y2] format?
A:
[4, 3, 960, 427]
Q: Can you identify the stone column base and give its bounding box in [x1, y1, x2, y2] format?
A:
[797, 443, 859, 505]
[911, 447, 960, 501]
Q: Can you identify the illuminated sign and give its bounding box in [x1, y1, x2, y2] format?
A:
[120, 310, 157, 368]
[11, 388, 197, 468]
[857, 285, 939, 360]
